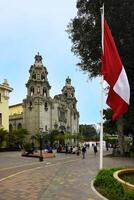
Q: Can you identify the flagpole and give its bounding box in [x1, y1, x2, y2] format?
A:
[100, 4, 104, 170]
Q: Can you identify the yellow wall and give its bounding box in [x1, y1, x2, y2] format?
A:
[9, 104, 23, 115]
[0, 83, 13, 131]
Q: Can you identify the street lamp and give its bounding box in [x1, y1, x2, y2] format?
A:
[39, 128, 43, 162]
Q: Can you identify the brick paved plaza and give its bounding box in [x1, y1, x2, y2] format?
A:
[0, 149, 133, 200]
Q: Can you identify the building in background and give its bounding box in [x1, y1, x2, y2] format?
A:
[9, 53, 79, 136]
[0, 79, 13, 131]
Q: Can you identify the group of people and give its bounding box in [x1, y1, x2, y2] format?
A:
[81, 144, 98, 159]
[57, 143, 98, 159]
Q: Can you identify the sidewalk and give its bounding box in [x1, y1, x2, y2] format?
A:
[39, 149, 134, 200]
[0, 149, 133, 200]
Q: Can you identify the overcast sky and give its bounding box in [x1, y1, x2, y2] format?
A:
[0, 0, 107, 125]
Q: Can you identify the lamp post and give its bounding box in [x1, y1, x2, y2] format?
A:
[39, 128, 43, 162]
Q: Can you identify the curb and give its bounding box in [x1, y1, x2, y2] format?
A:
[91, 179, 108, 200]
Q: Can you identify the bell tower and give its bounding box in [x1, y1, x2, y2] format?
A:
[23, 53, 51, 134]
[26, 53, 51, 99]
[61, 77, 79, 133]
[62, 76, 75, 99]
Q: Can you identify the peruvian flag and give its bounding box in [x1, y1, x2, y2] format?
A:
[102, 19, 130, 120]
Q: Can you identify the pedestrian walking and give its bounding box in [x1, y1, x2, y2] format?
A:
[93, 144, 97, 155]
[76, 145, 80, 156]
[82, 146, 86, 159]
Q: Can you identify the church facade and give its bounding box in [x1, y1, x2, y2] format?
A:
[9, 54, 79, 136]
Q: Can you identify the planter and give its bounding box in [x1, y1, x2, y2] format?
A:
[113, 168, 134, 192]
[22, 151, 55, 158]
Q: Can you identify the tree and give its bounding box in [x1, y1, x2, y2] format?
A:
[67, 0, 102, 79]
[11, 128, 29, 148]
[0, 128, 8, 148]
[67, 0, 134, 149]
[79, 124, 98, 141]
[103, 108, 117, 135]
[46, 130, 59, 147]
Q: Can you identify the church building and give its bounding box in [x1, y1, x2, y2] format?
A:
[9, 53, 79, 136]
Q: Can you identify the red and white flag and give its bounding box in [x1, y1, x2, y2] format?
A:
[102, 19, 130, 120]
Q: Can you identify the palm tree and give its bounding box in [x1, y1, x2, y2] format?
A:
[12, 128, 29, 149]
[0, 128, 8, 148]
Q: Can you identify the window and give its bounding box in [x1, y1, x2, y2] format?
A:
[29, 102, 33, 110]
[0, 113, 2, 127]
[4, 90, 9, 97]
[18, 123, 22, 129]
[41, 73, 45, 80]
[32, 73, 36, 79]
[30, 87, 34, 96]
[9, 124, 13, 132]
[44, 102, 48, 111]
[37, 87, 40, 94]
[43, 88, 47, 97]
[45, 125, 47, 131]
[59, 111, 66, 122]
[64, 92, 67, 97]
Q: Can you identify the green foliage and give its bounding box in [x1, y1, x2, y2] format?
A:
[79, 124, 98, 141]
[123, 191, 134, 200]
[67, 0, 101, 79]
[0, 128, 8, 147]
[11, 128, 29, 146]
[67, 0, 134, 144]
[94, 168, 124, 200]
[46, 130, 60, 146]
[94, 168, 134, 200]
[103, 108, 117, 135]
[104, 135, 118, 146]
[120, 174, 134, 185]
[23, 142, 32, 152]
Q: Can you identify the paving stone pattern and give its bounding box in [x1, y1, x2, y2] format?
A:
[0, 150, 133, 200]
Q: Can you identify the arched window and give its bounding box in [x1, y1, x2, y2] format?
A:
[32, 73, 36, 79]
[44, 102, 48, 111]
[9, 124, 13, 132]
[18, 123, 22, 129]
[29, 102, 33, 110]
[45, 125, 47, 131]
[37, 87, 40, 94]
[30, 87, 34, 96]
[64, 92, 67, 97]
[41, 73, 45, 80]
[43, 88, 47, 97]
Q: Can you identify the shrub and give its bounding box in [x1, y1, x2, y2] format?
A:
[94, 168, 124, 200]
[23, 142, 32, 152]
[123, 191, 134, 200]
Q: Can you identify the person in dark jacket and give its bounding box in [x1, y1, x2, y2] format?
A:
[82, 146, 86, 159]
[93, 145, 97, 155]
